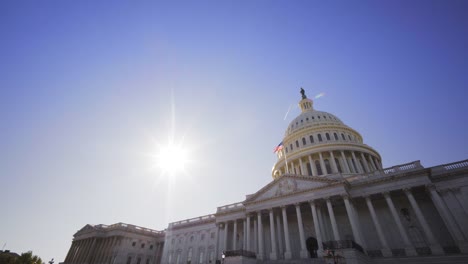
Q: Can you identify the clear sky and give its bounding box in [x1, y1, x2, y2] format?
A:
[1, 0, 467, 262]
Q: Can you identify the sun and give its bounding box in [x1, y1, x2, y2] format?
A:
[154, 141, 189, 175]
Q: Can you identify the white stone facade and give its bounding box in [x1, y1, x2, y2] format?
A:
[64, 223, 165, 264]
[160, 91, 468, 264]
[65, 90, 468, 264]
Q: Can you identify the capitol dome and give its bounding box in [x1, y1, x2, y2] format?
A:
[272, 89, 382, 179]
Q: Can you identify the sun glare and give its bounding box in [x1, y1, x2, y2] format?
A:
[155, 142, 189, 175]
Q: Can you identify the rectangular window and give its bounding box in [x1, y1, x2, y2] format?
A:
[296, 140, 299, 148]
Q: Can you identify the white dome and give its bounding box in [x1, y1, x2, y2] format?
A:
[272, 88, 382, 179]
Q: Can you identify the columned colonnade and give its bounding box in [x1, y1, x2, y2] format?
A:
[64, 236, 165, 264]
[217, 185, 468, 260]
[278, 150, 381, 176]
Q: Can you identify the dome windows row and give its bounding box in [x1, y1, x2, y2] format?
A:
[282, 131, 359, 155]
[287, 113, 341, 134]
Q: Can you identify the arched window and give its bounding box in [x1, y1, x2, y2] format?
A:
[335, 158, 342, 173]
[348, 135, 352, 141]
[290, 144, 293, 151]
[285, 147, 288, 153]
[310, 135, 314, 143]
[199, 250, 204, 264]
[209, 251, 214, 263]
[302, 138, 306, 146]
[326, 133, 331, 140]
[318, 134, 323, 142]
[334, 133, 338, 140]
[341, 133, 345, 140]
[187, 248, 193, 264]
[324, 159, 331, 174]
[315, 160, 323, 175]
[296, 140, 299, 148]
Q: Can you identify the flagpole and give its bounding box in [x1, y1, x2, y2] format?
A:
[282, 148, 289, 174]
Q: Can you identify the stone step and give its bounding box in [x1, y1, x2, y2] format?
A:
[372, 254, 468, 264]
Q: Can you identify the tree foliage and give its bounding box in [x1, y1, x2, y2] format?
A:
[0, 251, 43, 264]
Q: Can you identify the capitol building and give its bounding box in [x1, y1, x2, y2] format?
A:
[64, 90, 468, 264]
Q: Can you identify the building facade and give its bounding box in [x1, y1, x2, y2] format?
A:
[159, 90, 468, 264]
[64, 223, 165, 264]
[65, 90, 468, 264]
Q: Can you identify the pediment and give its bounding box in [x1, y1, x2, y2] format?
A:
[76, 224, 95, 235]
[245, 175, 340, 203]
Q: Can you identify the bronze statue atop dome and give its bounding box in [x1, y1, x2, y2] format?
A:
[300, 87, 307, 99]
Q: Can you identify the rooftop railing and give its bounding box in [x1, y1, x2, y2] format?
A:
[94, 222, 164, 235]
[217, 202, 244, 213]
[169, 214, 216, 228]
[383, 161, 422, 174]
[431, 159, 468, 176]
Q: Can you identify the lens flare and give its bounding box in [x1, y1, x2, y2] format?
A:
[314, 92, 326, 99]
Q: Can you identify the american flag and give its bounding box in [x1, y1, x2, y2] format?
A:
[273, 141, 283, 153]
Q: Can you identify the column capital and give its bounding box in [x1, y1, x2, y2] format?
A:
[324, 196, 332, 202]
[362, 194, 371, 200]
[439, 188, 450, 195]
[294, 202, 301, 207]
[309, 200, 316, 206]
[341, 194, 350, 200]
[280, 205, 287, 210]
[382, 191, 391, 198]
[403, 188, 412, 195]
[450, 187, 461, 193]
[268, 208, 274, 212]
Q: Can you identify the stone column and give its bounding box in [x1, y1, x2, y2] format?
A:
[343, 195, 363, 246]
[403, 188, 444, 255]
[75, 239, 87, 264]
[295, 203, 309, 258]
[94, 238, 105, 264]
[368, 154, 377, 171]
[326, 198, 340, 241]
[309, 155, 317, 176]
[364, 196, 392, 257]
[310, 201, 324, 257]
[269, 209, 278, 260]
[452, 188, 468, 215]
[319, 152, 326, 175]
[374, 157, 382, 170]
[243, 219, 247, 249]
[64, 242, 75, 263]
[246, 216, 251, 251]
[340, 151, 351, 173]
[383, 192, 417, 256]
[299, 158, 305, 176]
[257, 212, 264, 260]
[281, 206, 292, 259]
[427, 185, 468, 253]
[233, 220, 238, 250]
[444, 189, 468, 238]
[253, 219, 257, 254]
[317, 206, 328, 242]
[275, 212, 283, 255]
[351, 151, 362, 173]
[70, 240, 80, 263]
[330, 151, 339, 173]
[94, 238, 106, 264]
[215, 223, 220, 260]
[347, 157, 355, 173]
[224, 222, 229, 252]
[85, 238, 97, 264]
[360, 152, 370, 172]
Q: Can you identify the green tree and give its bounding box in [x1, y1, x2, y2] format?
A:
[15, 251, 43, 264]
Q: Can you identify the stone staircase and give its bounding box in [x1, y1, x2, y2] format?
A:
[261, 259, 326, 264]
[372, 254, 468, 264]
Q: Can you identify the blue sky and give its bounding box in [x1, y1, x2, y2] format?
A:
[1, 0, 467, 261]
